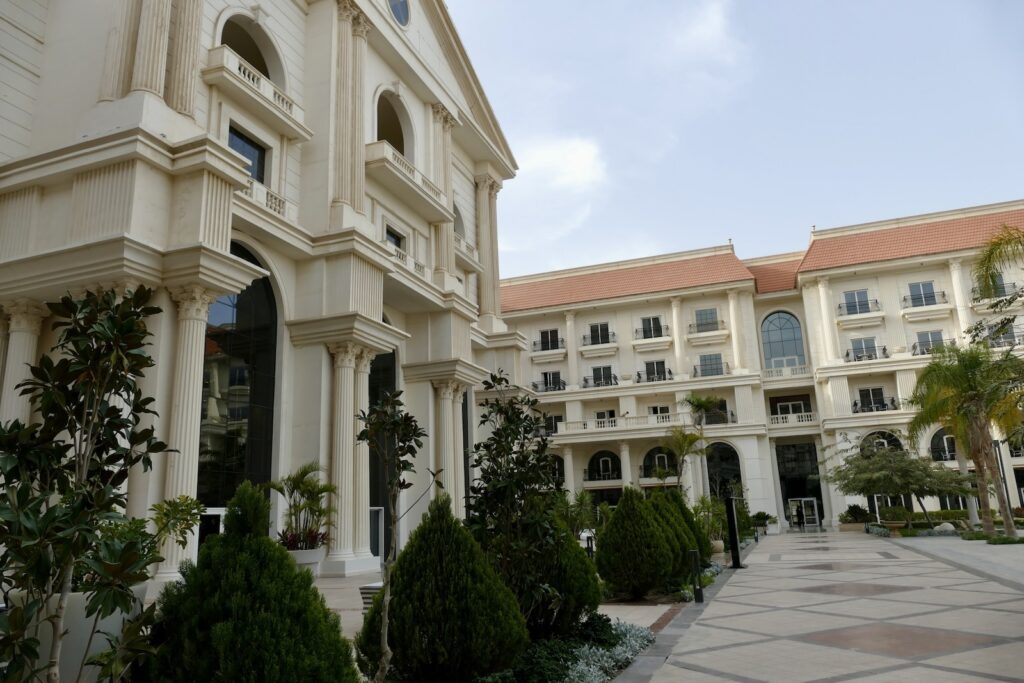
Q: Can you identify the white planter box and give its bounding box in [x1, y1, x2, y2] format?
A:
[288, 546, 326, 577]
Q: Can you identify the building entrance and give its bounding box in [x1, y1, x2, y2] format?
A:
[775, 442, 823, 526]
[788, 497, 820, 529]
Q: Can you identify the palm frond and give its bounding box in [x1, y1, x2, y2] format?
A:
[973, 224, 1024, 298]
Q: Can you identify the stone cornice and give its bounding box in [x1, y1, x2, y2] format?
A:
[162, 245, 267, 296]
[288, 311, 410, 352]
[402, 357, 488, 386]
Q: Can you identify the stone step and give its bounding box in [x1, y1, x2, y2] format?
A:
[359, 582, 383, 613]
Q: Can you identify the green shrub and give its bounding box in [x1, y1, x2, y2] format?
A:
[650, 493, 693, 578]
[143, 482, 358, 683]
[839, 504, 871, 523]
[666, 489, 711, 562]
[528, 519, 601, 639]
[961, 531, 991, 541]
[899, 527, 919, 537]
[596, 488, 671, 599]
[648, 496, 684, 579]
[987, 535, 1024, 544]
[357, 495, 528, 682]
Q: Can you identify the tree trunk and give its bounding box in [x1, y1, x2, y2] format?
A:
[915, 494, 935, 528]
[970, 422, 995, 534]
[374, 495, 398, 682]
[47, 566, 74, 683]
[986, 446, 1018, 538]
[954, 452, 981, 526]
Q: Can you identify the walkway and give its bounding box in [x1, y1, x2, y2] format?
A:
[624, 531, 1024, 682]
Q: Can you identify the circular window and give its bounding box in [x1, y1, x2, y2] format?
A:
[389, 0, 410, 26]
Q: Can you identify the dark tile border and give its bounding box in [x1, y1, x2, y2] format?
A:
[885, 538, 1024, 593]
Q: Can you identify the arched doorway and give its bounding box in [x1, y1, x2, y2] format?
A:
[642, 446, 678, 480]
[706, 442, 742, 498]
[376, 92, 413, 160]
[586, 450, 621, 481]
[197, 243, 277, 543]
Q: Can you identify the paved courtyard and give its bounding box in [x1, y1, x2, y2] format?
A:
[625, 531, 1024, 682]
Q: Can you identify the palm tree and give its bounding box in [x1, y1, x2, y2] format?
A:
[683, 395, 724, 498]
[909, 345, 1022, 537]
[661, 426, 704, 492]
[974, 224, 1024, 301]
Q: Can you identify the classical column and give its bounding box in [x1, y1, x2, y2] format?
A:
[0, 313, 8, 402]
[434, 380, 457, 502]
[327, 342, 358, 562]
[130, 0, 172, 96]
[817, 277, 838, 361]
[451, 384, 467, 518]
[700, 452, 710, 497]
[948, 259, 973, 340]
[475, 176, 497, 318]
[431, 104, 457, 282]
[350, 12, 371, 214]
[768, 440, 789, 530]
[727, 289, 743, 371]
[562, 447, 576, 499]
[619, 441, 633, 486]
[352, 347, 375, 558]
[0, 300, 46, 425]
[813, 436, 835, 527]
[155, 286, 215, 579]
[565, 311, 579, 386]
[331, 2, 355, 213]
[100, 0, 141, 101]
[670, 297, 685, 376]
[487, 181, 502, 312]
[165, 0, 202, 116]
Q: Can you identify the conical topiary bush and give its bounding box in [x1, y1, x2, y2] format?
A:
[142, 481, 359, 683]
[356, 494, 528, 682]
[651, 492, 692, 578]
[668, 488, 711, 563]
[595, 488, 671, 598]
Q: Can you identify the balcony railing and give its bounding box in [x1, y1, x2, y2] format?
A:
[845, 346, 889, 362]
[701, 410, 737, 426]
[452, 233, 479, 261]
[987, 325, 1024, 348]
[852, 397, 900, 413]
[640, 464, 680, 478]
[837, 300, 881, 316]
[762, 365, 810, 379]
[912, 339, 956, 356]
[902, 291, 948, 308]
[238, 179, 298, 222]
[634, 325, 670, 339]
[635, 369, 674, 383]
[688, 320, 726, 334]
[582, 374, 619, 388]
[931, 448, 957, 462]
[388, 246, 427, 279]
[582, 332, 616, 346]
[971, 282, 1019, 301]
[583, 470, 621, 482]
[692, 361, 730, 377]
[532, 338, 565, 352]
[769, 412, 817, 425]
[531, 379, 567, 393]
[560, 412, 686, 434]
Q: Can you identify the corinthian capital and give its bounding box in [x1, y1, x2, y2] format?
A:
[329, 341, 361, 369]
[432, 103, 457, 130]
[433, 379, 458, 400]
[352, 12, 372, 38]
[338, 0, 358, 21]
[2, 299, 48, 334]
[356, 347, 376, 373]
[170, 285, 217, 321]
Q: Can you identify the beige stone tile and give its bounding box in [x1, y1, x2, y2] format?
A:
[944, 580, 1024, 595]
[700, 607, 868, 636]
[731, 589, 850, 609]
[885, 587, 1008, 607]
[726, 577, 839, 591]
[923, 642, 1024, 679]
[598, 603, 671, 629]
[653, 663, 734, 682]
[699, 601, 773, 619]
[843, 665, 1003, 682]
[670, 623, 769, 654]
[799, 597, 950, 620]
[976, 598, 1024, 612]
[895, 607, 1024, 638]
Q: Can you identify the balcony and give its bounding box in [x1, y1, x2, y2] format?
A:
[632, 325, 672, 351]
[911, 339, 956, 356]
[635, 369, 674, 383]
[452, 233, 481, 270]
[640, 464, 680, 479]
[988, 325, 1024, 349]
[692, 361, 730, 378]
[202, 45, 312, 140]
[580, 332, 617, 358]
[558, 412, 686, 435]
[836, 300, 884, 329]
[971, 282, 1020, 302]
[769, 412, 818, 426]
[237, 179, 298, 223]
[531, 379, 567, 393]
[365, 140, 454, 223]
[844, 346, 889, 362]
[901, 291, 953, 322]
[686, 320, 729, 346]
[385, 244, 427, 281]
[852, 397, 901, 413]
[530, 338, 566, 364]
[583, 469, 622, 483]
[762, 365, 810, 380]
[582, 374, 619, 388]
[931, 448, 957, 462]
[701, 410, 737, 426]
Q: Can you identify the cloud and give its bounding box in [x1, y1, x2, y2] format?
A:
[517, 137, 608, 192]
[667, 0, 747, 68]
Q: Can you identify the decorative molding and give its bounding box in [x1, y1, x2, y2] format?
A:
[337, 0, 358, 21]
[433, 379, 459, 400]
[2, 299, 48, 334]
[352, 11, 372, 38]
[329, 341, 361, 369]
[356, 347, 376, 373]
[169, 285, 216, 321]
[432, 102, 457, 130]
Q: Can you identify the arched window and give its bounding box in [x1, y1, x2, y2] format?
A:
[198, 243, 277, 542]
[762, 312, 806, 369]
[861, 431, 902, 452]
[376, 92, 412, 160]
[706, 442, 742, 498]
[453, 206, 465, 237]
[220, 16, 285, 86]
[930, 428, 957, 462]
[642, 447, 677, 478]
[587, 450, 621, 481]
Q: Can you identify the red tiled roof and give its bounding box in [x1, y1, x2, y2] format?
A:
[798, 209, 1024, 273]
[746, 258, 802, 293]
[500, 252, 753, 313]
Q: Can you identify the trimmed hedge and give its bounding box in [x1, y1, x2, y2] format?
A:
[666, 489, 711, 563]
[356, 495, 528, 682]
[143, 482, 358, 683]
[596, 488, 670, 599]
[650, 492, 694, 578]
[528, 518, 602, 639]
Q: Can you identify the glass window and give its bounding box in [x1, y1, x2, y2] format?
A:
[228, 127, 266, 183]
[695, 308, 719, 332]
[909, 281, 937, 307]
[851, 337, 877, 360]
[916, 330, 944, 354]
[541, 370, 561, 390]
[385, 228, 404, 250]
[843, 289, 870, 315]
[988, 323, 1017, 348]
[698, 353, 724, 376]
[592, 366, 614, 386]
[595, 410, 616, 428]
[761, 312, 805, 368]
[645, 360, 667, 380]
[858, 387, 886, 410]
[544, 415, 563, 435]
[539, 328, 560, 351]
[588, 322, 611, 345]
[930, 428, 956, 461]
[389, 0, 410, 26]
[640, 316, 663, 338]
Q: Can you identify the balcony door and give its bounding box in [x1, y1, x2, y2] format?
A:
[592, 365, 614, 387]
[858, 387, 885, 411]
[640, 316, 663, 339]
[645, 360, 667, 381]
[909, 281, 937, 307]
[539, 328, 560, 351]
[851, 337, 877, 360]
[595, 409, 616, 428]
[843, 289, 870, 315]
[541, 371, 561, 390]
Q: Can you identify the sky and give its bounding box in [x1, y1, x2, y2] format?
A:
[444, 0, 1024, 279]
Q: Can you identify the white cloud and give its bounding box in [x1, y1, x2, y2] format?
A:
[667, 0, 747, 68]
[517, 137, 608, 192]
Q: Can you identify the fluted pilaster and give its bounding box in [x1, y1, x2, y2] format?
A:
[350, 13, 371, 214]
[434, 380, 457, 502]
[565, 311, 579, 385]
[475, 176, 500, 317]
[165, 0, 202, 115]
[727, 289, 743, 370]
[100, 0, 141, 101]
[331, 2, 356, 214]
[451, 384, 466, 518]
[352, 347, 375, 557]
[131, 0, 172, 96]
[817, 277, 837, 360]
[155, 285, 216, 580]
[0, 299, 47, 425]
[327, 342, 359, 561]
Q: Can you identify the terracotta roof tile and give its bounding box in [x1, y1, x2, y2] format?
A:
[746, 258, 802, 293]
[798, 209, 1024, 273]
[501, 252, 753, 313]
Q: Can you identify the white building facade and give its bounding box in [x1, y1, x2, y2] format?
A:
[0, 0, 525, 576]
[501, 201, 1024, 528]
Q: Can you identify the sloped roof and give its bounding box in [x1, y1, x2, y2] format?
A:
[746, 257, 802, 293]
[501, 251, 754, 313]
[798, 208, 1024, 273]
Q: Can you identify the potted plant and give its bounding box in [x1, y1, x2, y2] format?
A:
[751, 511, 778, 535]
[694, 496, 726, 554]
[0, 287, 203, 682]
[838, 504, 871, 532]
[268, 462, 336, 576]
